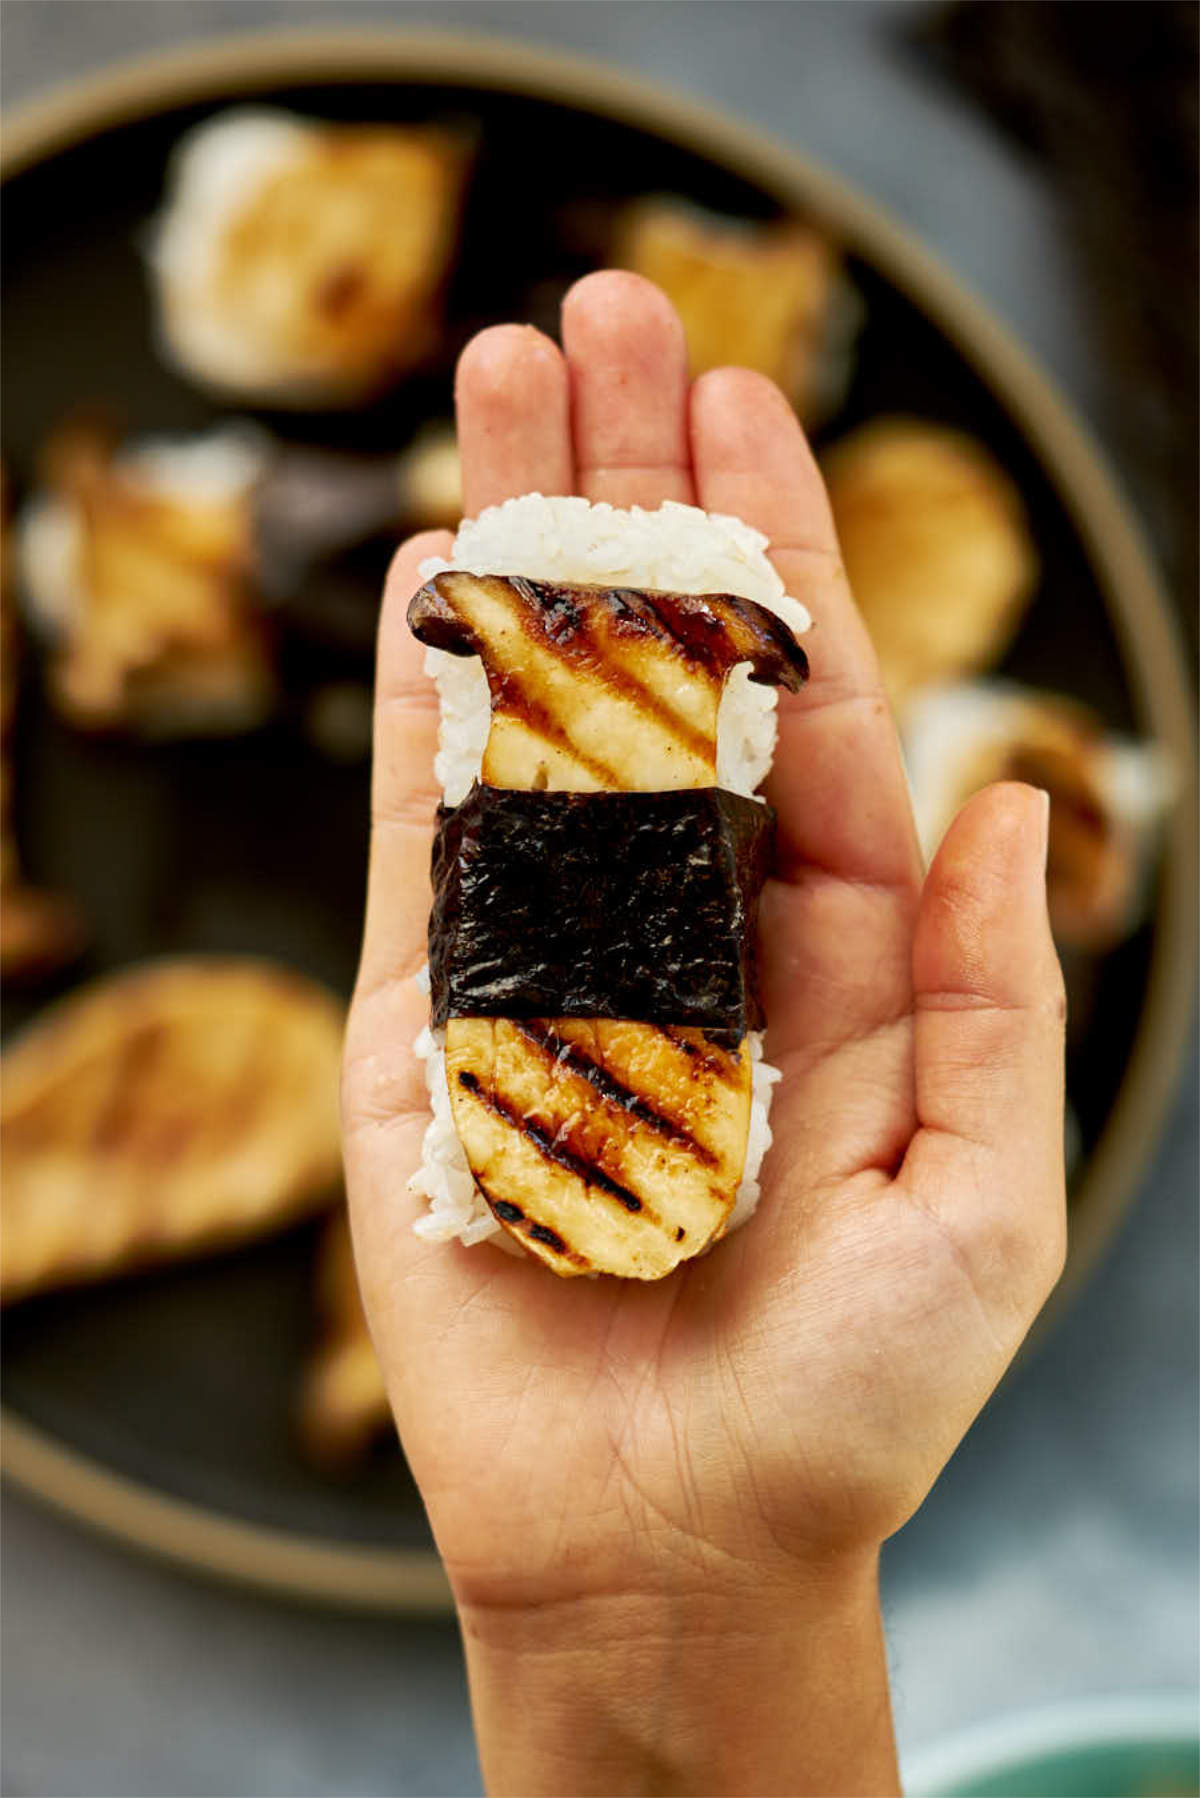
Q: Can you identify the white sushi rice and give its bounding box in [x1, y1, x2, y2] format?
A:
[409, 494, 809, 1256]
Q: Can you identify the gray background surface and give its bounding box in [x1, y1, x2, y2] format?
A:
[2, 4, 1197, 1794]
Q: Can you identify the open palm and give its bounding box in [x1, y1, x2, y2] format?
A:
[341, 273, 1066, 1620]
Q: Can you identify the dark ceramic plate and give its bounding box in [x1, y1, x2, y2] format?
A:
[1, 32, 1194, 1609]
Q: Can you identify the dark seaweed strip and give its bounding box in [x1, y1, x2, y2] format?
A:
[429, 785, 774, 1042]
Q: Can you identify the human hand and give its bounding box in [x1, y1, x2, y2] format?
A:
[341, 272, 1066, 1796]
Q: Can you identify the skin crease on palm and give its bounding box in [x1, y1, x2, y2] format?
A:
[340, 272, 1067, 1726]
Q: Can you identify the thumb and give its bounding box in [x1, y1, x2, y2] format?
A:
[901, 782, 1068, 1330]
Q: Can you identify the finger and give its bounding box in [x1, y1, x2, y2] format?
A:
[343, 525, 526, 1385]
[691, 367, 918, 887]
[561, 270, 695, 507]
[354, 530, 451, 1006]
[902, 782, 1068, 1321]
[455, 324, 573, 516]
[341, 971, 517, 1438]
[342, 531, 457, 1364]
[690, 368, 921, 1072]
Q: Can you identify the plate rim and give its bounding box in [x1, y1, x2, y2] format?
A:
[901, 1692, 1200, 1796]
[3, 24, 1196, 1614]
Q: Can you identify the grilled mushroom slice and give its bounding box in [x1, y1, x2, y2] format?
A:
[1, 959, 344, 1302]
[823, 419, 1038, 712]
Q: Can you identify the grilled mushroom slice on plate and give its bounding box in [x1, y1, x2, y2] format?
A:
[1, 959, 345, 1303]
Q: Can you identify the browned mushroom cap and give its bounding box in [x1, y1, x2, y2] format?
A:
[408, 572, 809, 690]
[410, 570, 808, 796]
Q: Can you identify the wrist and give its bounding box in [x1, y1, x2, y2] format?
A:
[457, 1549, 898, 1797]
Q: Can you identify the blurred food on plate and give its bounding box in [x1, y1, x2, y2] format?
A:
[148, 110, 471, 405]
[393, 422, 463, 531]
[903, 682, 1176, 951]
[18, 420, 275, 736]
[19, 414, 461, 692]
[823, 417, 1038, 710]
[1, 469, 87, 980]
[614, 196, 858, 422]
[252, 422, 460, 645]
[303, 679, 376, 763]
[299, 1207, 392, 1467]
[0, 959, 345, 1303]
[0, 846, 87, 983]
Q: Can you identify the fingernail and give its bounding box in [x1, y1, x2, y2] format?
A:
[1035, 787, 1051, 875]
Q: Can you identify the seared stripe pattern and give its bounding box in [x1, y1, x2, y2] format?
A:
[443, 1013, 755, 1277]
[488, 671, 623, 788]
[460, 575, 809, 688]
[658, 1025, 743, 1082]
[473, 1178, 591, 1269]
[511, 1020, 718, 1167]
[505, 581, 723, 764]
[455, 1068, 654, 1219]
